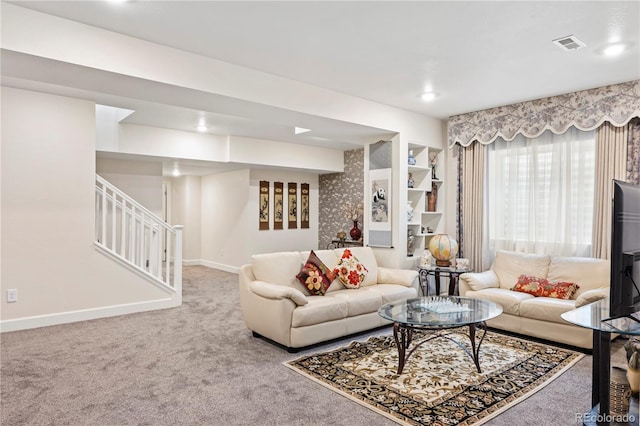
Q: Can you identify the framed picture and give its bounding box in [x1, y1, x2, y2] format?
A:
[288, 183, 297, 229]
[274, 182, 284, 230]
[300, 183, 309, 229]
[259, 180, 269, 230]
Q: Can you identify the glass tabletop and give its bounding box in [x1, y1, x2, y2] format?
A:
[378, 296, 503, 328]
[561, 298, 640, 336]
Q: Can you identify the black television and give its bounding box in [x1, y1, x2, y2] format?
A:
[609, 179, 640, 320]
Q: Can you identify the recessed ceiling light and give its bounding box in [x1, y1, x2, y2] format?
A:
[420, 92, 438, 102]
[172, 169, 180, 177]
[603, 43, 626, 56]
[294, 127, 311, 135]
[197, 124, 207, 133]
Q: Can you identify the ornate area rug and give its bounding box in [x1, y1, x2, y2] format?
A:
[284, 330, 583, 425]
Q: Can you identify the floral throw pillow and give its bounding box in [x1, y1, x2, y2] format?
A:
[512, 274, 580, 300]
[333, 249, 368, 289]
[296, 251, 336, 296]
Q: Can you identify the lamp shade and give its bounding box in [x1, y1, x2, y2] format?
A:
[428, 234, 459, 267]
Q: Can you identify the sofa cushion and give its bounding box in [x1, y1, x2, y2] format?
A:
[464, 288, 534, 316]
[333, 249, 369, 289]
[547, 257, 609, 297]
[363, 284, 417, 304]
[460, 270, 499, 291]
[334, 247, 378, 287]
[291, 297, 348, 327]
[492, 250, 551, 290]
[252, 251, 305, 292]
[377, 267, 418, 287]
[296, 251, 337, 296]
[519, 297, 576, 324]
[325, 290, 382, 317]
[512, 275, 579, 300]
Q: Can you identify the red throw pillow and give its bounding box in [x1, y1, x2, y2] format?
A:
[296, 251, 336, 296]
[512, 275, 579, 300]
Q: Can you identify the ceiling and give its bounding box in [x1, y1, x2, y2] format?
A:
[3, 1, 639, 169]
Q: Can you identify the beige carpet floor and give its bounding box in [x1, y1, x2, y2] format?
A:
[0, 265, 628, 425]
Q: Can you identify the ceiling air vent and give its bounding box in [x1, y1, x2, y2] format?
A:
[552, 35, 586, 51]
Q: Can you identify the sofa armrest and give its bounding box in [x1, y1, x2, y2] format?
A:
[249, 281, 309, 306]
[377, 267, 419, 288]
[459, 270, 500, 296]
[575, 287, 610, 308]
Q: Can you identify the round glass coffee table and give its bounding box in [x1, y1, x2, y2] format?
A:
[378, 296, 503, 374]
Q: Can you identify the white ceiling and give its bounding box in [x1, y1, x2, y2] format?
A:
[3, 1, 639, 164]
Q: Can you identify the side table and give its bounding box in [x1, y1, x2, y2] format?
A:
[561, 300, 639, 425]
[418, 266, 471, 296]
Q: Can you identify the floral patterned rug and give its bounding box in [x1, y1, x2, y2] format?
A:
[284, 330, 584, 425]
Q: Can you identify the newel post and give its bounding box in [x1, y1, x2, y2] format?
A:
[173, 225, 184, 306]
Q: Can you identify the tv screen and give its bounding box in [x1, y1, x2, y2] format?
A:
[609, 180, 640, 319]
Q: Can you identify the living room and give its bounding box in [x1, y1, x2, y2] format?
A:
[2, 2, 639, 425]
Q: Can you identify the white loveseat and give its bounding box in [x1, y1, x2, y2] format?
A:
[239, 247, 419, 351]
[459, 250, 610, 349]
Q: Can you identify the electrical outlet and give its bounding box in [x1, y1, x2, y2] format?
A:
[7, 289, 17, 303]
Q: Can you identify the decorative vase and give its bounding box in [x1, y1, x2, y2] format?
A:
[350, 220, 362, 241]
[428, 234, 459, 267]
[408, 150, 416, 165]
[407, 201, 414, 222]
[427, 182, 438, 212]
[408, 173, 414, 188]
[407, 230, 415, 257]
[336, 230, 347, 241]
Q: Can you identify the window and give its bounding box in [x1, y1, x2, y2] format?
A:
[485, 127, 596, 257]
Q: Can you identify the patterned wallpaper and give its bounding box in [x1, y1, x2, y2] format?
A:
[318, 148, 364, 249]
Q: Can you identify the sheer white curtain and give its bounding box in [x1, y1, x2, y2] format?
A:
[485, 127, 596, 259]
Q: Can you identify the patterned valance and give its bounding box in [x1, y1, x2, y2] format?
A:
[448, 80, 640, 148]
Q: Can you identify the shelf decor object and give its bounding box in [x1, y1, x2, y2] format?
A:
[428, 234, 459, 267]
[259, 180, 269, 230]
[408, 149, 416, 165]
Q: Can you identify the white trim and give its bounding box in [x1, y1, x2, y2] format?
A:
[0, 297, 178, 333]
[183, 259, 239, 274]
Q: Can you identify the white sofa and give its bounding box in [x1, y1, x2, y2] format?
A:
[459, 250, 610, 349]
[239, 247, 419, 351]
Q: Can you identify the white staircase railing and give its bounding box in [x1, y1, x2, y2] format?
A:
[95, 175, 182, 296]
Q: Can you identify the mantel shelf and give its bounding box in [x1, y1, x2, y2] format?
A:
[422, 211, 443, 216]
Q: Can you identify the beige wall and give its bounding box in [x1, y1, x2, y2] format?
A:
[96, 157, 163, 217]
[1, 87, 171, 323]
[171, 175, 202, 262]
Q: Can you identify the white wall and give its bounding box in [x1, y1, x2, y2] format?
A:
[1, 87, 173, 327]
[171, 175, 201, 262]
[96, 157, 163, 217]
[118, 124, 229, 162]
[194, 168, 319, 271]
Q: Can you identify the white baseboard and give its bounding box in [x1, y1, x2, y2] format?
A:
[1, 260, 236, 333]
[183, 259, 239, 274]
[0, 297, 179, 333]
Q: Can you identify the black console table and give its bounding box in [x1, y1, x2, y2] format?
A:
[562, 300, 639, 425]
